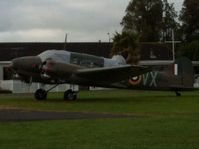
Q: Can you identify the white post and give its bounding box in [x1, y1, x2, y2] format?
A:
[172, 29, 175, 61]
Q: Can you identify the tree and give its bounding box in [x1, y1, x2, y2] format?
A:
[180, 0, 199, 41]
[162, 0, 180, 41]
[121, 0, 163, 42]
[177, 41, 199, 61]
[121, 0, 179, 42]
[111, 31, 140, 64]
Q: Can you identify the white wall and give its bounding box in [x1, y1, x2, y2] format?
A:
[0, 65, 3, 80]
[194, 77, 199, 88]
[12, 81, 79, 93]
[0, 80, 79, 93]
[0, 80, 13, 92]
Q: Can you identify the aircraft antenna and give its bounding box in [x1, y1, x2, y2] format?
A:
[64, 33, 68, 50]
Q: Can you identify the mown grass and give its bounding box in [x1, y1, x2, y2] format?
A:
[1, 90, 199, 114]
[0, 90, 199, 149]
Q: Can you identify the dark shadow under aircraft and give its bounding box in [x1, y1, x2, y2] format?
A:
[11, 50, 195, 100]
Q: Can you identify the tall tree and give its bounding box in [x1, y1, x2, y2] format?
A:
[121, 0, 179, 42]
[121, 0, 163, 42]
[180, 0, 199, 41]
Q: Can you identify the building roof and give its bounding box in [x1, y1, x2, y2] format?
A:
[0, 42, 173, 61]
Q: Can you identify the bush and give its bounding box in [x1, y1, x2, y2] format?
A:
[177, 41, 199, 61]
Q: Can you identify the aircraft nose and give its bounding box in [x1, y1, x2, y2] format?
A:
[12, 56, 42, 72]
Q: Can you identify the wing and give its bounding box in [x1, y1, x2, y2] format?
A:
[41, 60, 151, 84]
[75, 65, 151, 83]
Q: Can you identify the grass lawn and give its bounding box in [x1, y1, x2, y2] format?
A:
[0, 90, 199, 149]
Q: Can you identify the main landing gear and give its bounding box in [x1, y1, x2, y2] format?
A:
[64, 89, 77, 100]
[35, 89, 47, 100]
[34, 85, 77, 101]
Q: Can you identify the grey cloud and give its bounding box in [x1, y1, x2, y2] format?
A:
[1, 0, 126, 31]
[0, 0, 182, 42]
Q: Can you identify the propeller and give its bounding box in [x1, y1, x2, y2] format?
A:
[40, 59, 54, 79]
[4, 63, 19, 80]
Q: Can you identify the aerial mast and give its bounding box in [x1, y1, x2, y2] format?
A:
[64, 33, 68, 50]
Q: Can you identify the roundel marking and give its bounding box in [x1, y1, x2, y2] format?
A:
[128, 75, 142, 85]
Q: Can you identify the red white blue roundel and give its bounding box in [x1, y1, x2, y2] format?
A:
[128, 75, 142, 85]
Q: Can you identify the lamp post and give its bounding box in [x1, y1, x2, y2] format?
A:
[107, 32, 111, 43]
[162, 11, 176, 62]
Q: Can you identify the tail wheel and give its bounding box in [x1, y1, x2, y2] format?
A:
[175, 91, 181, 97]
[64, 89, 77, 100]
[35, 89, 47, 100]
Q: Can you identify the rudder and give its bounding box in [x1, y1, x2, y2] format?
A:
[174, 57, 194, 88]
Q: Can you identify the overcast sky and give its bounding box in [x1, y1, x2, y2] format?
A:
[0, 0, 184, 42]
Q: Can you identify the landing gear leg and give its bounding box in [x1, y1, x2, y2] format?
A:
[64, 89, 77, 101]
[175, 91, 181, 97]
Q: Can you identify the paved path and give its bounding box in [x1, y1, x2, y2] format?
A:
[0, 109, 135, 122]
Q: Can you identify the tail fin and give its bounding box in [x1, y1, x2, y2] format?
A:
[174, 57, 194, 87]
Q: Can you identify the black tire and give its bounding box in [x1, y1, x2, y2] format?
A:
[64, 89, 77, 100]
[175, 91, 181, 97]
[35, 89, 47, 100]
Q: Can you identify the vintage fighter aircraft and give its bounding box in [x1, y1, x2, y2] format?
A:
[11, 50, 194, 100]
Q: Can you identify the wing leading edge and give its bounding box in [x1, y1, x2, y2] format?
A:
[75, 65, 151, 83]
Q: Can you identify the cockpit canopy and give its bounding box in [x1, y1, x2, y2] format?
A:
[38, 50, 126, 68]
[38, 50, 71, 63]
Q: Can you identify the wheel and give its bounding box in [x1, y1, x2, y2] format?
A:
[175, 91, 181, 97]
[35, 89, 47, 100]
[64, 89, 77, 100]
